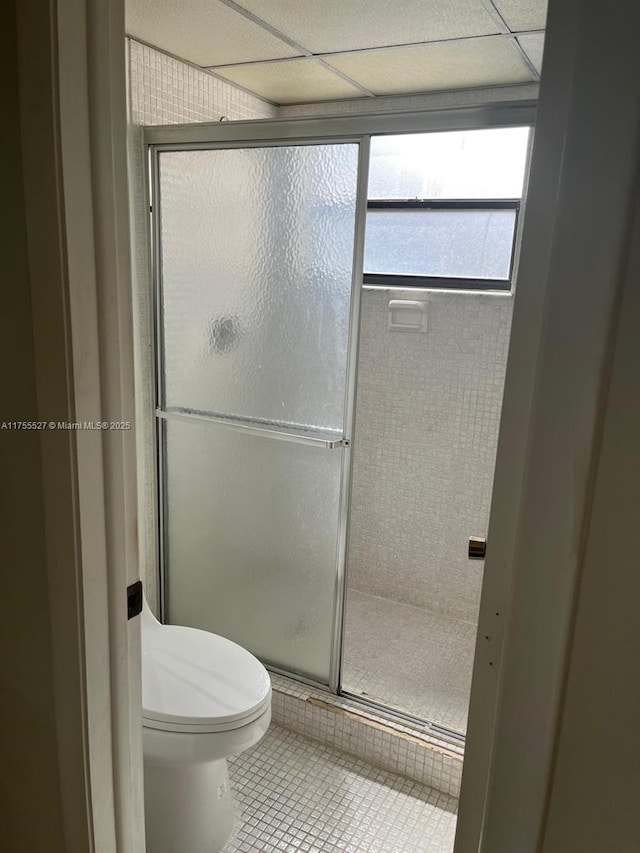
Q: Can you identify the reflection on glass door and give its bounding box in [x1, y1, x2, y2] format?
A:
[154, 142, 362, 684]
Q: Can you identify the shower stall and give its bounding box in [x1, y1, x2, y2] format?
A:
[147, 107, 533, 738]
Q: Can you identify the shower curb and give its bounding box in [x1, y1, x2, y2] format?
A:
[270, 673, 463, 798]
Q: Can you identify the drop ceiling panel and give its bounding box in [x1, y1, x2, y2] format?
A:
[214, 59, 367, 104]
[492, 0, 548, 32]
[233, 0, 500, 54]
[126, 0, 299, 66]
[517, 32, 545, 73]
[326, 37, 534, 96]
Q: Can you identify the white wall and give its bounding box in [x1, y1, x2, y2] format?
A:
[126, 39, 276, 613]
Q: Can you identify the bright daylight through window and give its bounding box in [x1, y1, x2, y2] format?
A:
[364, 126, 531, 290]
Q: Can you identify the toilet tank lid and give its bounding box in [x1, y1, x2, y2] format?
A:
[142, 621, 271, 728]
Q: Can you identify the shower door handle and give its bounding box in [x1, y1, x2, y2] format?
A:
[468, 536, 487, 560]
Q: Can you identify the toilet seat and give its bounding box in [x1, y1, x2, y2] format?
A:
[142, 620, 271, 734]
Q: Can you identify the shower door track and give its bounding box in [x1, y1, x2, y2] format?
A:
[340, 689, 466, 746]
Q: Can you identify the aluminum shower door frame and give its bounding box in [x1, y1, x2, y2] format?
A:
[144, 100, 537, 699]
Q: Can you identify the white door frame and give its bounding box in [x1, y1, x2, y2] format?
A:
[456, 0, 640, 850]
[19, 0, 145, 850]
[33, 0, 640, 851]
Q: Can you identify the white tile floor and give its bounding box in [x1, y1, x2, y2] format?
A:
[222, 724, 457, 853]
[342, 591, 477, 733]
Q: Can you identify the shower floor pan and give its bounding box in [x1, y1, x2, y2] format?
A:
[342, 590, 477, 735]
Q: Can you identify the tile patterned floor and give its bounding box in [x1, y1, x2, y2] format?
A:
[342, 591, 477, 733]
[222, 724, 457, 853]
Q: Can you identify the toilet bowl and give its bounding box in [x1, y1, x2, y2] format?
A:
[141, 601, 271, 853]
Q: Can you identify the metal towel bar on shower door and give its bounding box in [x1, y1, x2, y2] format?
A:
[156, 409, 349, 449]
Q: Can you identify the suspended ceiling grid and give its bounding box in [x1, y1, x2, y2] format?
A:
[126, 0, 546, 105]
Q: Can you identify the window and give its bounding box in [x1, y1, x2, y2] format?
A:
[363, 127, 531, 291]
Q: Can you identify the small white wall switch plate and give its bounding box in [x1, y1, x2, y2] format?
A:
[387, 299, 428, 332]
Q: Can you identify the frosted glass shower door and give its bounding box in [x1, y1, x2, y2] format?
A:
[154, 141, 362, 684]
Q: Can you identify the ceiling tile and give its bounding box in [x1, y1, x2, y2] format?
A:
[492, 0, 548, 32]
[325, 37, 534, 97]
[517, 32, 545, 73]
[126, 0, 299, 66]
[213, 59, 368, 104]
[234, 0, 500, 53]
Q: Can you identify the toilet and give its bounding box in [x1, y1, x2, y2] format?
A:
[141, 600, 271, 853]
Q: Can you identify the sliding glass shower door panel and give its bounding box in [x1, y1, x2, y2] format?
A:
[154, 139, 363, 684]
[158, 145, 359, 431]
[163, 419, 343, 683]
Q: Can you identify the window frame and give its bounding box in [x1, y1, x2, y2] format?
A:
[363, 197, 521, 292]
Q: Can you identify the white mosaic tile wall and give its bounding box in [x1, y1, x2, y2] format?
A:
[128, 39, 275, 126]
[347, 288, 513, 624]
[126, 39, 276, 614]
